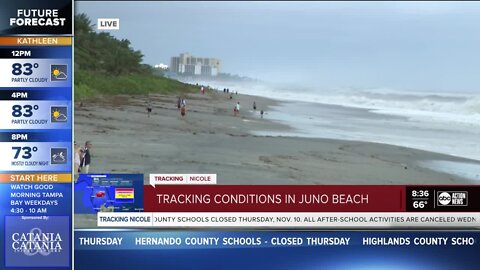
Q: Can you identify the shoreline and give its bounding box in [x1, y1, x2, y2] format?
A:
[197, 81, 480, 161]
[254, 98, 480, 162]
[74, 89, 480, 184]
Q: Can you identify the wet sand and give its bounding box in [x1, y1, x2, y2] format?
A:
[74, 89, 479, 185]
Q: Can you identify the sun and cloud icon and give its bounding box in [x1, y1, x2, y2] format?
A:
[50, 64, 68, 81]
[51, 106, 68, 123]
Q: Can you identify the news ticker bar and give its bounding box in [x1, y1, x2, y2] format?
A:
[144, 185, 480, 212]
[75, 230, 479, 250]
[74, 231, 479, 269]
[98, 212, 480, 228]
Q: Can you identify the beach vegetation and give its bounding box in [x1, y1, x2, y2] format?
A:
[74, 14, 197, 100]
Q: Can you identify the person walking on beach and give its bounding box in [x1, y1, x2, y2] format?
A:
[201, 86, 205, 95]
[180, 104, 187, 117]
[177, 97, 182, 109]
[80, 141, 93, 174]
[253, 101, 257, 111]
[260, 110, 264, 118]
[74, 141, 81, 181]
[182, 98, 187, 107]
[234, 102, 241, 117]
[146, 102, 152, 118]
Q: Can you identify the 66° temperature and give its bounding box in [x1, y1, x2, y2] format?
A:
[413, 201, 428, 209]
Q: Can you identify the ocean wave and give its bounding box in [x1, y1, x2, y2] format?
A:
[190, 80, 480, 125]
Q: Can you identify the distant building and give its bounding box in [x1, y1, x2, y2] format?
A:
[170, 53, 221, 77]
[154, 63, 169, 70]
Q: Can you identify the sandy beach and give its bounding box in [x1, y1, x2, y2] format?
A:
[74, 89, 480, 185]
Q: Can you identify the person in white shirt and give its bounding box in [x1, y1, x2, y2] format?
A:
[234, 102, 240, 116]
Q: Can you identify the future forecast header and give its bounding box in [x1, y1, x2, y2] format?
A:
[10, 9, 67, 27]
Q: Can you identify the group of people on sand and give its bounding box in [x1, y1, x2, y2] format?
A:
[145, 96, 188, 118]
[223, 88, 239, 100]
[74, 141, 93, 180]
[221, 87, 265, 118]
[253, 101, 265, 118]
[233, 99, 265, 118]
[226, 90, 265, 119]
[145, 86, 265, 119]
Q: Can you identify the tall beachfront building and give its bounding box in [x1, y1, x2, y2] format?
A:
[170, 53, 222, 76]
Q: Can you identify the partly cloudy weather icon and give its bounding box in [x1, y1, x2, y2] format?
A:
[50, 64, 68, 81]
[54, 113, 67, 121]
[51, 106, 68, 123]
[54, 71, 67, 79]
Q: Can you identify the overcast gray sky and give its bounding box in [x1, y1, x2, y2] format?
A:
[76, 1, 480, 93]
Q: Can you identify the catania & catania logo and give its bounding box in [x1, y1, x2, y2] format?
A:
[11, 228, 62, 256]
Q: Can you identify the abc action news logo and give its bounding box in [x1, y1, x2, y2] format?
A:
[437, 191, 468, 207]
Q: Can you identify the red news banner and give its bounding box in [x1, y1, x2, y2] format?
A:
[144, 185, 405, 212]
